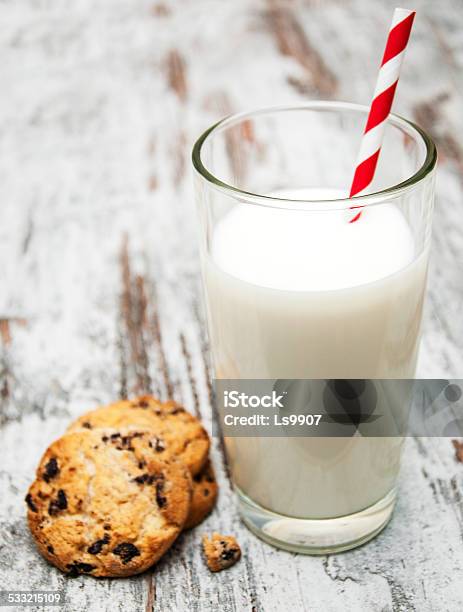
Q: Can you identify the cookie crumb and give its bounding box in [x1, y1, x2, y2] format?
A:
[202, 532, 241, 572]
[452, 439, 463, 463]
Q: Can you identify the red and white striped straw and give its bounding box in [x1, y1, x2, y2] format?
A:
[349, 7, 416, 223]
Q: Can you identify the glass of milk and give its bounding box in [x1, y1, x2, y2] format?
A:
[192, 102, 437, 553]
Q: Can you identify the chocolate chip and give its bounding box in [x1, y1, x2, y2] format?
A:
[221, 547, 240, 562]
[138, 400, 149, 408]
[110, 433, 121, 440]
[117, 438, 130, 451]
[87, 534, 110, 555]
[82, 421, 92, 429]
[169, 406, 185, 415]
[138, 460, 146, 469]
[132, 473, 156, 485]
[102, 435, 109, 442]
[155, 479, 167, 508]
[103, 524, 111, 531]
[43, 457, 59, 482]
[47, 545, 54, 554]
[57, 489, 67, 507]
[48, 489, 67, 516]
[66, 561, 96, 577]
[112, 542, 140, 564]
[149, 437, 166, 452]
[25, 493, 37, 512]
[203, 488, 210, 497]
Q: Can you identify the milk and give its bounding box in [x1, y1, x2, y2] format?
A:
[212, 189, 415, 292]
[204, 189, 428, 519]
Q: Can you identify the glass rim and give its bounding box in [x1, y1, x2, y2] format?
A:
[191, 101, 437, 211]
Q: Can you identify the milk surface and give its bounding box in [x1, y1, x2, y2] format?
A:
[204, 189, 428, 518]
[212, 188, 414, 291]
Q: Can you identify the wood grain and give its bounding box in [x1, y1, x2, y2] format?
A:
[1, 0, 463, 611]
[165, 50, 188, 103]
[265, 0, 338, 97]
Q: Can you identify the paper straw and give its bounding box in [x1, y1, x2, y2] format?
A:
[349, 8, 416, 222]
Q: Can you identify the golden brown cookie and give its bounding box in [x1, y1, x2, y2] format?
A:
[202, 532, 241, 572]
[67, 396, 210, 476]
[184, 460, 218, 530]
[26, 431, 192, 577]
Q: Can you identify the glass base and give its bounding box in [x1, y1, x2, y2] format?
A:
[237, 487, 396, 554]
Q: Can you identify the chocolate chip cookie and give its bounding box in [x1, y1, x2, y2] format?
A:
[184, 460, 218, 530]
[68, 396, 209, 476]
[202, 533, 241, 572]
[26, 431, 192, 577]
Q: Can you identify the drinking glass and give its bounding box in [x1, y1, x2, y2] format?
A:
[192, 102, 436, 554]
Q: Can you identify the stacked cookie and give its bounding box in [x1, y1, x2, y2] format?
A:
[25, 396, 218, 577]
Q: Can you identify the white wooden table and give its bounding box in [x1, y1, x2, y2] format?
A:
[1, 1, 463, 610]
